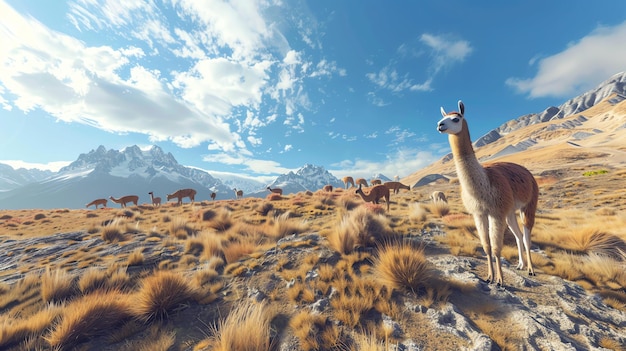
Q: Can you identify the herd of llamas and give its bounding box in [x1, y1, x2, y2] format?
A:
[84, 99, 537, 289]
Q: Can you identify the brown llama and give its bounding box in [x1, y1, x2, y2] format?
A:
[438, 100, 538, 287]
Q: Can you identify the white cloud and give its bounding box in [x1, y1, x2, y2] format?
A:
[419, 33, 473, 75]
[202, 152, 290, 174]
[283, 144, 293, 152]
[330, 147, 438, 181]
[506, 21, 626, 98]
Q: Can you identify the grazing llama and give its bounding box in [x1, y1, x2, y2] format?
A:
[430, 191, 447, 204]
[86, 198, 107, 209]
[109, 195, 138, 208]
[148, 192, 161, 207]
[166, 188, 196, 205]
[438, 100, 538, 287]
[355, 184, 390, 211]
[210, 192, 216, 200]
[342, 176, 355, 189]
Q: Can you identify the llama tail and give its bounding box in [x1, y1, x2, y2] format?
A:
[522, 180, 539, 231]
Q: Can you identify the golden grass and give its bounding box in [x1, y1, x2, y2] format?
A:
[290, 310, 343, 351]
[201, 302, 276, 351]
[131, 271, 198, 322]
[0, 304, 63, 349]
[326, 206, 394, 254]
[265, 211, 307, 240]
[40, 268, 76, 303]
[430, 200, 450, 217]
[46, 291, 134, 349]
[373, 241, 433, 294]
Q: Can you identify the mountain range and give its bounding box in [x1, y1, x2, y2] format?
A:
[2, 71, 625, 210]
[0, 146, 349, 209]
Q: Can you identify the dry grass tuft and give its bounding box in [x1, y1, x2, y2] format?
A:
[41, 268, 77, 303]
[255, 202, 274, 216]
[46, 291, 133, 349]
[206, 208, 233, 232]
[430, 201, 450, 217]
[101, 218, 129, 242]
[201, 302, 276, 351]
[266, 211, 307, 240]
[0, 304, 63, 349]
[327, 206, 394, 254]
[562, 228, 626, 259]
[290, 310, 342, 351]
[131, 271, 198, 322]
[373, 241, 433, 294]
[169, 217, 195, 238]
[408, 202, 428, 222]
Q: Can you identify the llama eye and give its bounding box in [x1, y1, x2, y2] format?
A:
[452, 117, 460, 123]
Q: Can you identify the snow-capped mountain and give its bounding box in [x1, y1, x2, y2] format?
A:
[247, 164, 344, 197]
[208, 171, 265, 195]
[474, 71, 626, 147]
[0, 163, 53, 192]
[0, 145, 235, 209]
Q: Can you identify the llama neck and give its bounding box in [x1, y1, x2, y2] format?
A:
[449, 122, 487, 190]
[357, 190, 374, 202]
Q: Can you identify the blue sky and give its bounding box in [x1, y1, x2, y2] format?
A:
[1, 1, 626, 182]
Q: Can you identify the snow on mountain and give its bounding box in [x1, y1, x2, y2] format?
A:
[0, 145, 236, 209]
[247, 164, 344, 197]
[474, 71, 626, 147]
[0, 163, 54, 192]
[206, 170, 266, 195]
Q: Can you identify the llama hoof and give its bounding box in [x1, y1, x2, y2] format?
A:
[528, 272, 536, 277]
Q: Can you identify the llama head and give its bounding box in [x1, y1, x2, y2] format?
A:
[437, 100, 465, 135]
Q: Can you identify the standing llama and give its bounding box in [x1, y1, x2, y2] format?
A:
[148, 192, 161, 207]
[342, 176, 355, 189]
[438, 100, 538, 287]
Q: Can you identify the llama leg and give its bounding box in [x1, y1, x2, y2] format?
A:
[489, 216, 507, 287]
[506, 212, 526, 270]
[522, 225, 535, 276]
[473, 214, 493, 283]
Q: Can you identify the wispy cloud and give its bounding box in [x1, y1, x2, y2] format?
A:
[506, 21, 626, 98]
[366, 33, 472, 97]
[419, 33, 473, 75]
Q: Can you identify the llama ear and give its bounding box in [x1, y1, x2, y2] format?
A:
[458, 100, 465, 116]
[440, 106, 447, 117]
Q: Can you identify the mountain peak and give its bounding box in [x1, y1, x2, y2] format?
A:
[475, 71, 626, 146]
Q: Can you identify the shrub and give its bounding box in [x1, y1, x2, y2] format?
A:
[131, 271, 198, 322]
[562, 228, 626, 259]
[255, 202, 274, 216]
[266, 211, 307, 240]
[582, 169, 608, 177]
[169, 217, 195, 238]
[34, 213, 46, 220]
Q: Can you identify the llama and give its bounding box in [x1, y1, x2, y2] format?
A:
[384, 181, 410, 194]
[166, 188, 196, 205]
[355, 178, 369, 187]
[211, 192, 216, 201]
[234, 188, 243, 199]
[109, 195, 139, 208]
[438, 100, 538, 287]
[371, 179, 382, 186]
[267, 186, 283, 196]
[323, 184, 333, 192]
[342, 176, 355, 189]
[86, 198, 107, 209]
[430, 191, 447, 204]
[148, 192, 161, 207]
[355, 183, 390, 211]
